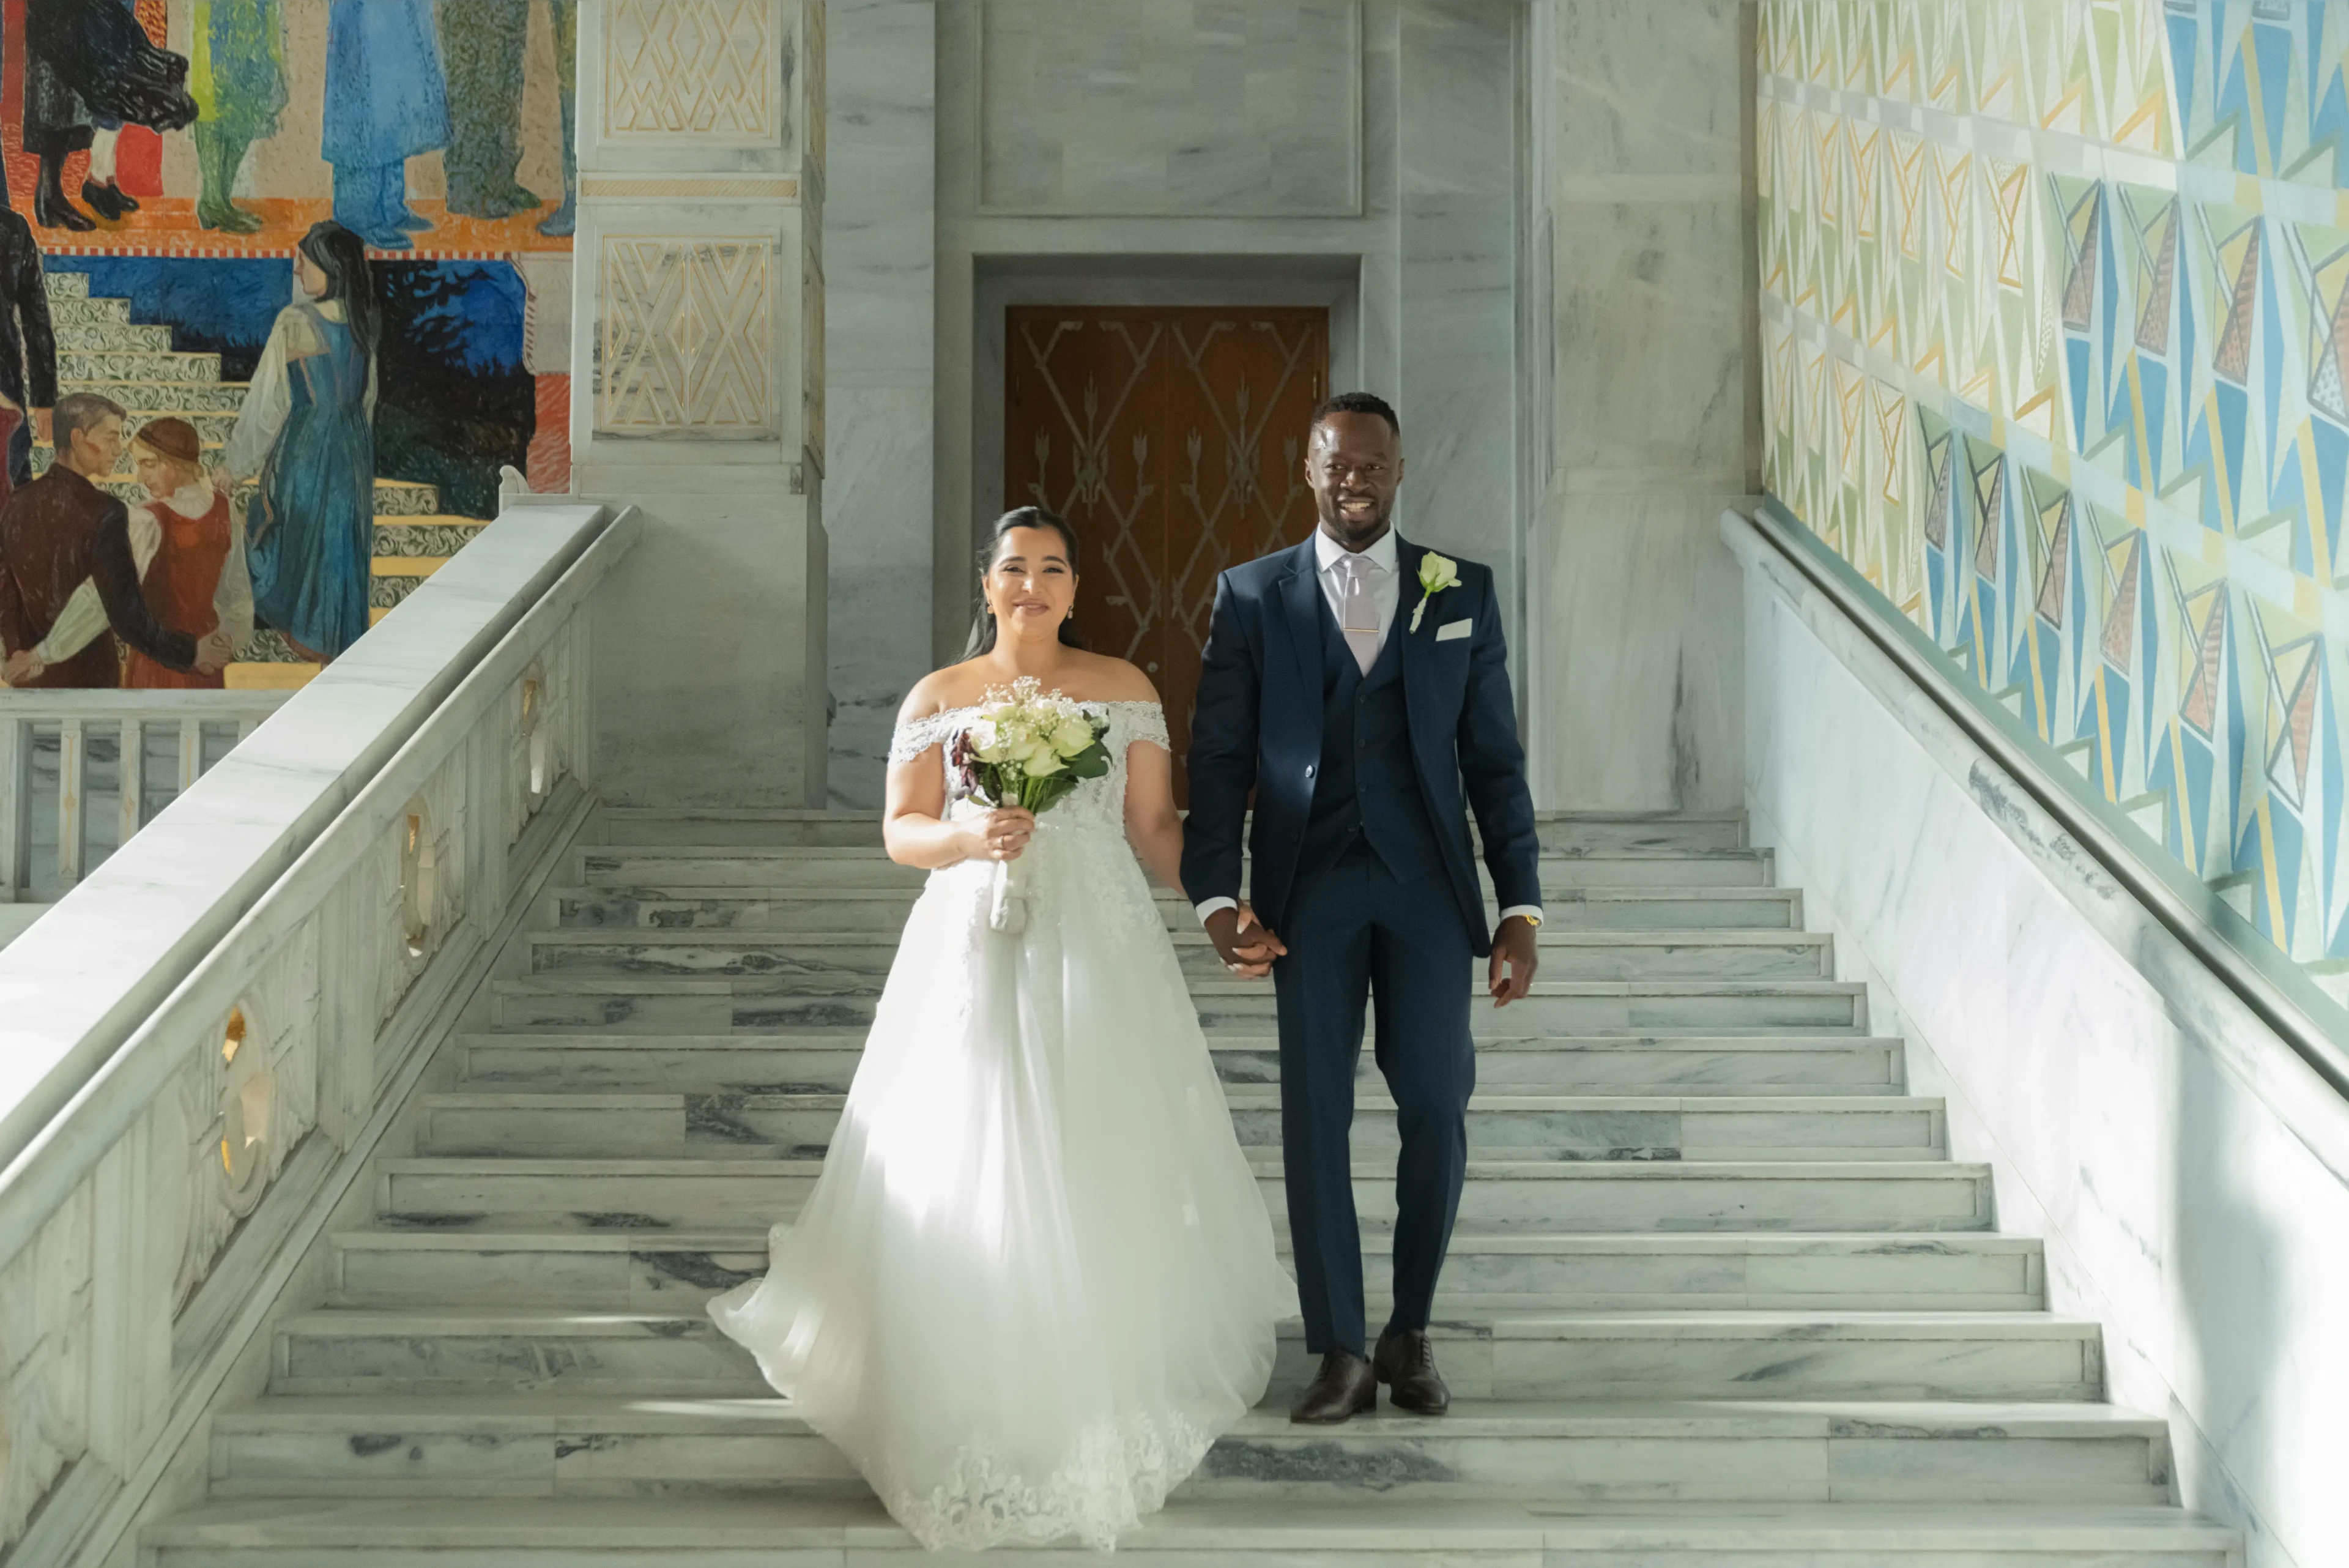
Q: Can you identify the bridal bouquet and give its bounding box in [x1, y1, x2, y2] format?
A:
[953, 678, 1112, 932]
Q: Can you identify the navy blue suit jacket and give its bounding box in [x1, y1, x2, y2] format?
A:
[1181, 534, 1543, 957]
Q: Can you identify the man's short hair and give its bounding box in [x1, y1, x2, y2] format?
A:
[54, 392, 127, 452]
[1311, 390, 1400, 437]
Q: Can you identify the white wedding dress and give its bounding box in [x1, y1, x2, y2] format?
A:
[709, 699, 1292, 1551]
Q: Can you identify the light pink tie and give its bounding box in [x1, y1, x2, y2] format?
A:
[1335, 552, 1381, 674]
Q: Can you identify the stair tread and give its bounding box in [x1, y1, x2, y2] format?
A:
[530, 926, 1832, 947]
[380, 1155, 1981, 1176]
[417, 1089, 1939, 1112]
[210, 1391, 2172, 1436]
[461, 1030, 1900, 1050]
[140, 1494, 2241, 1549]
[280, 1305, 2097, 1336]
[332, 1225, 2041, 1253]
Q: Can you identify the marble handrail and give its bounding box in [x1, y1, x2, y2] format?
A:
[0, 500, 637, 1562]
[0, 691, 294, 905]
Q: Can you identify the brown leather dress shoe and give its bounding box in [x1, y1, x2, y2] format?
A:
[1373, 1328, 1451, 1415]
[1290, 1348, 1377, 1424]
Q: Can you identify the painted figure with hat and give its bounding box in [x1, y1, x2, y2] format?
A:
[18, 415, 251, 689]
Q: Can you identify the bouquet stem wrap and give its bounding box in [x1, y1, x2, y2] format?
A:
[950, 679, 1113, 935]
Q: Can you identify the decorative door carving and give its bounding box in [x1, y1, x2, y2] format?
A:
[1004, 306, 1329, 793]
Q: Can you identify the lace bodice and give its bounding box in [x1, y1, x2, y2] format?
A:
[889, 700, 1170, 836]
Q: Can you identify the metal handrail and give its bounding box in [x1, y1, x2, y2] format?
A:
[1733, 499, 2349, 1101]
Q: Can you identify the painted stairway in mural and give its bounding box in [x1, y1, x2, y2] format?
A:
[136, 808, 2236, 1564]
[29, 272, 492, 687]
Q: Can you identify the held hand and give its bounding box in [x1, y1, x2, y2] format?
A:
[1205, 902, 1286, 979]
[1488, 915, 1540, 1007]
[194, 629, 236, 675]
[29, 408, 50, 445]
[209, 464, 236, 497]
[963, 806, 1036, 863]
[2, 649, 40, 685]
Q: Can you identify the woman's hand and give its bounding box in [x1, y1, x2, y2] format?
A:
[960, 806, 1037, 862]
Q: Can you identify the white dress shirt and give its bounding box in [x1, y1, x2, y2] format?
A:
[1194, 528, 1542, 935]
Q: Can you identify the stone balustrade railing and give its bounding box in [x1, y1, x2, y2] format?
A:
[0, 500, 638, 1565]
[0, 693, 293, 906]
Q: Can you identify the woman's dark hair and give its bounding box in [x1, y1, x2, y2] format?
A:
[297, 220, 379, 377]
[965, 506, 1088, 657]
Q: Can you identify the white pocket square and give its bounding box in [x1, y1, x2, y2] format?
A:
[1434, 619, 1473, 643]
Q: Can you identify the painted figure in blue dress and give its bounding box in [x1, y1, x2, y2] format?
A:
[322, 0, 450, 251]
[218, 222, 378, 663]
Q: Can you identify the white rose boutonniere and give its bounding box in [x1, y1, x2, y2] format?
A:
[1410, 550, 1461, 632]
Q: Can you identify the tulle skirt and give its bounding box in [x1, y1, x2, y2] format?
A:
[708, 818, 1293, 1550]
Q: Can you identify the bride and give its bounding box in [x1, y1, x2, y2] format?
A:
[710, 505, 1293, 1550]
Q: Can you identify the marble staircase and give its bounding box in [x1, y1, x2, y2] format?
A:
[32, 272, 491, 686]
[142, 809, 2240, 1564]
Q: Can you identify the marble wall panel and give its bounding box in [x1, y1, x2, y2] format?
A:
[823, 0, 938, 808]
[1733, 511, 2349, 1568]
[1397, 2, 1520, 615]
[1538, 489, 1745, 811]
[975, 0, 1362, 215]
[1528, 0, 1758, 808]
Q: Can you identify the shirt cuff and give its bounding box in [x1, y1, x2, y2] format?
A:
[1194, 896, 1239, 924]
[1497, 905, 1543, 926]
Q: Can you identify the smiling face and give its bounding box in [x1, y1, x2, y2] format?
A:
[1305, 411, 1405, 551]
[982, 525, 1078, 644]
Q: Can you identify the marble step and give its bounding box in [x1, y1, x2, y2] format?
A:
[327, 1227, 2046, 1313]
[522, 929, 1838, 984]
[486, 976, 1870, 1036]
[55, 377, 248, 412]
[551, 882, 1809, 933]
[406, 1090, 1945, 1164]
[373, 1157, 1994, 1233]
[574, 845, 1780, 891]
[41, 273, 91, 297]
[455, 1030, 1909, 1095]
[268, 1306, 2102, 1403]
[592, 810, 887, 849]
[139, 1495, 2244, 1566]
[201, 1394, 2174, 1505]
[585, 811, 1748, 855]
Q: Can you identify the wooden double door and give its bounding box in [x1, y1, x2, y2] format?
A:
[1004, 306, 1330, 791]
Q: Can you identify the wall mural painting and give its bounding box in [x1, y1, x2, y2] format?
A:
[0, 0, 574, 691]
[1759, 0, 2349, 976]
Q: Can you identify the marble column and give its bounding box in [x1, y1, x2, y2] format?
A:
[820, 0, 933, 810]
[1526, 0, 1756, 811]
[569, 0, 829, 808]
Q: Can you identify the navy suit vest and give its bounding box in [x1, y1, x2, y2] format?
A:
[1299, 594, 1445, 886]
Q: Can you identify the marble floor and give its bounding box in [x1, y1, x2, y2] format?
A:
[143, 808, 2241, 1564]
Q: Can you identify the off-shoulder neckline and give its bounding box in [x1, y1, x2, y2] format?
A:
[902, 697, 1163, 723]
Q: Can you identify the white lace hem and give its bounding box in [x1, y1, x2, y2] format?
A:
[876, 1410, 1215, 1553]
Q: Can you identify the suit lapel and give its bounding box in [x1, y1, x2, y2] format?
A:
[1273, 538, 1324, 699]
[1393, 535, 1442, 782]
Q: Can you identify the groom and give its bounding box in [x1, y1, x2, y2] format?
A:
[1182, 392, 1543, 1424]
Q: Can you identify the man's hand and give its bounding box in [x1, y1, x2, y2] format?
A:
[1488, 914, 1539, 1006]
[195, 629, 236, 675]
[209, 464, 236, 497]
[1204, 902, 1287, 979]
[2, 649, 40, 686]
[30, 408, 50, 445]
